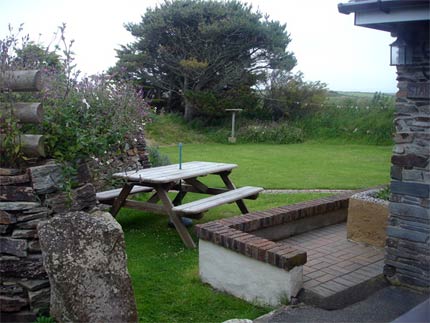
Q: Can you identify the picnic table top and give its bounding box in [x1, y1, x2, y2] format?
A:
[113, 161, 238, 184]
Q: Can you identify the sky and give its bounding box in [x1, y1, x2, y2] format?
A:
[0, 0, 398, 93]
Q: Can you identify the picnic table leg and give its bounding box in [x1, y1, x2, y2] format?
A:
[156, 186, 196, 248]
[219, 172, 249, 214]
[147, 191, 160, 204]
[110, 183, 134, 217]
[172, 190, 187, 206]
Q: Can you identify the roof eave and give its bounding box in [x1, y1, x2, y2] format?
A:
[338, 0, 429, 15]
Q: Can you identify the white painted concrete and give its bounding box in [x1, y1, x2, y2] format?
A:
[199, 240, 303, 307]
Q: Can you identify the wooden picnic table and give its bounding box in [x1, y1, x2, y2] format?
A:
[97, 161, 263, 248]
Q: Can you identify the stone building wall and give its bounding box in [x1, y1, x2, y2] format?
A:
[384, 29, 430, 290]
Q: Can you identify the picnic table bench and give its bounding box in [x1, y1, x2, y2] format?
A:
[171, 186, 262, 218]
[96, 186, 153, 202]
[96, 161, 263, 248]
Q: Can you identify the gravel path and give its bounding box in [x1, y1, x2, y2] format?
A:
[263, 189, 355, 194]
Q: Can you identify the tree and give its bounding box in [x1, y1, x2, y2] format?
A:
[113, 0, 296, 120]
[14, 42, 62, 70]
[263, 71, 328, 121]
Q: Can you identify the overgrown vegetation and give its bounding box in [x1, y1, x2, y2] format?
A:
[259, 71, 328, 121]
[293, 102, 395, 145]
[236, 122, 304, 144]
[0, 25, 150, 181]
[146, 90, 395, 146]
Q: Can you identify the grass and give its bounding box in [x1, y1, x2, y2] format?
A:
[159, 143, 391, 189]
[118, 192, 329, 323]
[146, 113, 210, 146]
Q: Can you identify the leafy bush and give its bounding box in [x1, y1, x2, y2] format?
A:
[184, 85, 260, 119]
[41, 74, 149, 163]
[294, 103, 395, 145]
[237, 122, 304, 144]
[1, 25, 151, 176]
[375, 185, 390, 201]
[261, 71, 328, 121]
[147, 146, 171, 166]
[34, 316, 56, 323]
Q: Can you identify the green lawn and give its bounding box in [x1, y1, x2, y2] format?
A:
[119, 192, 329, 323]
[160, 143, 391, 189]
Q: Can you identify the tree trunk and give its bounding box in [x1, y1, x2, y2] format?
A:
[183, 97, 196, 121]
[182, 77, 196, 121]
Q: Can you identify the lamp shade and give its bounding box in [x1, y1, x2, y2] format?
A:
[390, 37, 413, 66]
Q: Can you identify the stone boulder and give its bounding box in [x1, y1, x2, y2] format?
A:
[38, 211, 138, 323]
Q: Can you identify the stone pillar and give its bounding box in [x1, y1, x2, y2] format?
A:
[384, 28, 430, 290]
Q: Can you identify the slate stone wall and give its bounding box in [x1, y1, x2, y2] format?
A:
[384, 29, 430, 290]
[0, 161, 97, 322]
[90, 129, 152, 191]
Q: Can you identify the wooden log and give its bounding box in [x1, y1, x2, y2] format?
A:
[19, 134, 46, 158]
[0, 70, 42, 92]
[0, 173, 30, 186]
[0, 134, 45, 158]
[0, 102, 43, 124]
[0, 168, 22, 176]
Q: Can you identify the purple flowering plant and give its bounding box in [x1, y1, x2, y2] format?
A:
[1, 24, 151, 175]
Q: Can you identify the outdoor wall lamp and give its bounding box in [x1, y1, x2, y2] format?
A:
[390, 36, 413, 66]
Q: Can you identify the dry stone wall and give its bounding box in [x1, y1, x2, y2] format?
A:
[90, 129, 151, 192]
[0, 162, 97, 322]
[385, 29, 430, 290]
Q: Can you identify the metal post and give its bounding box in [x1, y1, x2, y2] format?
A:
[225, 108, 242, 143]
[231, 111, 236, 138]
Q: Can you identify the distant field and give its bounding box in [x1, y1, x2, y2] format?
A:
[327, 90, 395, 106]
[328, 90, 395, 98]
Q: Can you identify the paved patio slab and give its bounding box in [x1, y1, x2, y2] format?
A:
[279, 223, 386, 308]
[254, 286, 429, 323]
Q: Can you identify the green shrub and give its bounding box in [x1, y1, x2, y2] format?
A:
[41, 74, 150, 164]
[294, 104, 395, 145]
[34, 316, 56, 323]
[147, 146, 171, 166]
[237, 122, 304, 144]
[375, 185, 390, 201]
[184, 85, 260, 119]
[261, 71, 328, 121]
